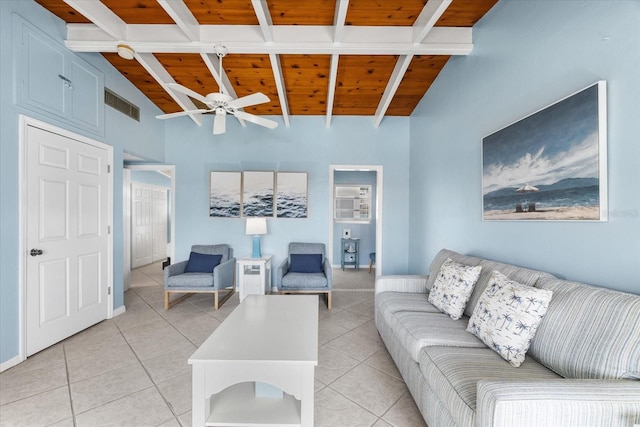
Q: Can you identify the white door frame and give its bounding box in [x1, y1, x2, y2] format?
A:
[123, 164, 175, 282]
[329, 165, 383, 276]
[18, 115, 114, 363]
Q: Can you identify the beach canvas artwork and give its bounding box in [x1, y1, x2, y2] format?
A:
[243, 171, 274, 217]
[482, 81, 607, 221]
[209, 172, 241, 218]
[276, 172, 308, 218]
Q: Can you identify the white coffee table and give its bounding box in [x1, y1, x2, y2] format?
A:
[189, 295, 319, 427]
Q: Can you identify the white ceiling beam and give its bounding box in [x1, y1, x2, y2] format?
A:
[371, 1, 452, 127]
[135, 53, 202, 126]
[156, 0, 200, 41]
[200, 53, 246, 128]
[325, 54, 340, 128]
[252, 1, 291, 124]
[269, 54, 290, 127]
[251, 0, 274, 43]
[65, 24, 473, 55]
[63, 0, 127, 40]
[373, 55, 413, 128]
[333, 0, 349, 43]
[413, 0, 453, 44]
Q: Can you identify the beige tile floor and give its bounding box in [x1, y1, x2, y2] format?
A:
[0, 262, 427, 427]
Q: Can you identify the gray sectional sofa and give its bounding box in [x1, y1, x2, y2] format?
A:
[375, 249, 640, 427]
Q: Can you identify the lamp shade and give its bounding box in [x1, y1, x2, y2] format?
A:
[245, 217, 267, 235]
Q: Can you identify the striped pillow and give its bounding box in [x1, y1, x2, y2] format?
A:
[529, 277, 640, 379]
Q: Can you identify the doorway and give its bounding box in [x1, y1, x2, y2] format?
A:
[329, 165, 383, 276]
[123, 164, 175, 292]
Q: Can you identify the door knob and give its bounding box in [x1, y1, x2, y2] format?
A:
[30, 249, 44, 257]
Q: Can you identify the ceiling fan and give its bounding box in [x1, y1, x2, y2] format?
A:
[156, 45, 278, 135]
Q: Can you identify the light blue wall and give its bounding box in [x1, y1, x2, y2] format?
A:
[333, 171, 377, 265]
[409, 0, 640, 294]
[165, 116, 410, 283]
[0, 1, 166, 364]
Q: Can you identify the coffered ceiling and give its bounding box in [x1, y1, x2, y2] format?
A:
[35, 0, 497, 128]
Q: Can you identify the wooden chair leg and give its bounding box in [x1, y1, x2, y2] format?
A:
[326, 291, 332, 310]
[369, 260, 373, 274]
[216, 288, 235, 310]
[213, 291, 219, 310]
[164, 291, 192, 310]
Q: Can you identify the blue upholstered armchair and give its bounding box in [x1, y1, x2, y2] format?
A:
[276, 242, 333, 309]
[164, 244, 235, 310]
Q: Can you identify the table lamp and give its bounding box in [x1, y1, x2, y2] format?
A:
[245, 217, 267, 258]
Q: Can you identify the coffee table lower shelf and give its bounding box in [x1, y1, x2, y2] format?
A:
[206, 382, 301, 427]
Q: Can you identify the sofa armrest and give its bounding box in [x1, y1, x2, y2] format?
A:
[164, 260, 188, 281]
[323, 258, 333, 289]
[375, 275, 429, 294]
[476, 380, 640, 427]
[213, 258, 235, 289]
[276, 259, 289, 290]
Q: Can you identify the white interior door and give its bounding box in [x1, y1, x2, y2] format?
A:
[152, 187, 168, 262]
[26, 125, 110, 356]
[131, 183, 153, 268]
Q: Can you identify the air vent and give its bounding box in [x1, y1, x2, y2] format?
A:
[104, 88, 140, 121]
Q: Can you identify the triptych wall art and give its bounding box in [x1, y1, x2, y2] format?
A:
[210, 171, 308, 218]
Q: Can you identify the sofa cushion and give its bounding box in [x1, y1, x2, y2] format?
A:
[185, 252, 222, 273]
[530, 277, 640, 380]
[428, 258, 482, 320]
[418, 346, 561, 427]
[387, 311, 486, 362]
[289, 253, 323, 273]
[166, 272, 215, 288]
[281, 272, 328, 289]
[376, 292, 440, 315]
[467, 271, 553, 367]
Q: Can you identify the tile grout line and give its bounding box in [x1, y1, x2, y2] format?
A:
[61, 343, 78, 426]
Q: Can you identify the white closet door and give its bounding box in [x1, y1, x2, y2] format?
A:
[26, 124, 109, 356]
[152, 187, 168, 262]
[131, 183, 153, 268]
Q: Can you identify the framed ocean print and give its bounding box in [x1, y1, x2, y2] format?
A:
[209, 172, 241, 218]
[482, 81, 607, 221]
[242, 171, 274, 217]
[276, 172, 308, 218]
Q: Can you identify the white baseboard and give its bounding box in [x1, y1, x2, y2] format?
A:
[112, 305, 126, 317]
[1, 354, 25, 373]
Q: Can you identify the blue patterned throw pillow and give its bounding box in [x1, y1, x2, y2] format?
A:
[428, 258, 482, 320]
[467, 270, 553, 367]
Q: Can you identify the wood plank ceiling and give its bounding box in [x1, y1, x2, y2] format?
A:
[35, 0, 497, 128]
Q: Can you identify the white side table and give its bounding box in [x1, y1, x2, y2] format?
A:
[237, 255, 272, 303]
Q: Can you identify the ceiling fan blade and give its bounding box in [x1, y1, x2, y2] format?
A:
[234, 111, 278, 129]
[228, 92, 270, 109]
[166, 83, 209, 104]
[156, 109, 209, 119]
[213, 112, 226, 135]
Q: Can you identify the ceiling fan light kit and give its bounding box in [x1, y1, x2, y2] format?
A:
[155, 44, 278, 135]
